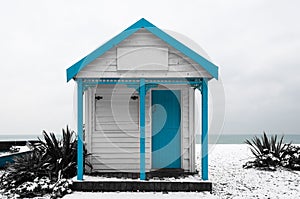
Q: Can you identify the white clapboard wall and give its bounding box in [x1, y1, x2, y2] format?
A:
[85, 85, 195, 173]
[76, 28, 211, 79]
[90, 85, 146, 172]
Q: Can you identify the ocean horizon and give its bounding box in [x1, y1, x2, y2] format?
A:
[0, 133, 299, 144]
[198, 133, 300, 144]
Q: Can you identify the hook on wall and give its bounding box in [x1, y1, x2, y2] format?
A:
[95, 96, 103, 100]
[131, 96, 139, 100]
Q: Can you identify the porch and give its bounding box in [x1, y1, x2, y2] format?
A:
[76, 78, 209, 181]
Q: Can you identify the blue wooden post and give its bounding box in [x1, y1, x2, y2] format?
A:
[201, 79, 209, 180]
[77, 79, 84, 180]
[139, 79, 146, 180]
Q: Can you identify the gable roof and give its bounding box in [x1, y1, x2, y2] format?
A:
[66, 18, 219, 82]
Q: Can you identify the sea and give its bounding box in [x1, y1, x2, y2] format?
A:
[197, 134, 300, 144]
[0, 134, 299, 144]
[0, 134, 62, 142]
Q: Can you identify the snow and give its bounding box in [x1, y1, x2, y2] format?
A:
[73, 175, 205, 183]
[203, 144, 300, 198]
[17, 145, 31, 153]
[63, 144, 299, 198]
[0, 145, 31, 157]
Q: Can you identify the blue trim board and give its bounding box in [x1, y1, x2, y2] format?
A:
[201, 79, 209, 180]
[66, 28, 137, 82]
[84, 81, 201, 86]
[66, 18, 218, 82]
[139, 79, 146, 180]
[82, 77, 202, 83]
[125, 18, 155, 31]
[82, 78, 202, 87]
[145, 27, 218, 79]
[77, 79, 84, 180]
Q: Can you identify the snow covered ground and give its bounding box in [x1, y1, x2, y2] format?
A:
[1, 145, 299, 199]
[62, 144, 299, 198]
[206, 144, 300, 198]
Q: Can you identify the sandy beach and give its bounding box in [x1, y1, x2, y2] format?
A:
[61, 144, 300, 198]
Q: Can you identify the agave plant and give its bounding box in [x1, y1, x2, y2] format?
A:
[0, 126, 91, 194]
[36, 126, 91, 180]
[40, 130, 76, 180]
[0, 149, 45, 190]
[245, 132, 290, 160]
[244, 132, 291, 170]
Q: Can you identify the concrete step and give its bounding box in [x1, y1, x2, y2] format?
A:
[73, 181, 212, 192]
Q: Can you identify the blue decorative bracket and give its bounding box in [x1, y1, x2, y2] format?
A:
[146, 84, 158, 92]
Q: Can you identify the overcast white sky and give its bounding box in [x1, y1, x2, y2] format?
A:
[0, 0, 299, 135]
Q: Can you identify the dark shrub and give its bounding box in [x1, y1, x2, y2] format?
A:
[36, 127, 78, 180]
[281, 145, 300, 170]
[0, 149, 46, 190]
[0, 126, 91, 198]
[243, 132, 291, 170]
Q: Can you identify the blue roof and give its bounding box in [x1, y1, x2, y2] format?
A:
[66, 18, 218, 82]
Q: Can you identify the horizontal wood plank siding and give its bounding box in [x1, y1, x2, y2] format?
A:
[95, 87, 138, 131]
[91, 85, 141, 172]
[78, 29, 211, 78]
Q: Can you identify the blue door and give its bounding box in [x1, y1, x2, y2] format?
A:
[152, 90, 181, 169]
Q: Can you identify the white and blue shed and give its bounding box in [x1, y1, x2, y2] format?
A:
[66, 18, 218, 181]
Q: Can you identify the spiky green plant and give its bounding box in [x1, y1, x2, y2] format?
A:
[0, 126, 91, 194]
[38, 128, 77, 180]
[0, 150, 45, 190]
[245, 132, 290, 160]
[36, 126, 92, 180]
[244, 132, 291, 170]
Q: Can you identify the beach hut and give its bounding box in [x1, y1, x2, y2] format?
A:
[66, 18, 218, 181]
